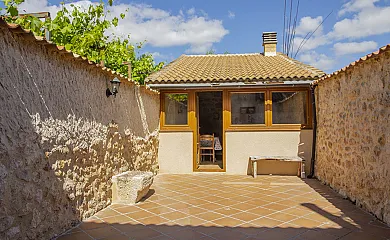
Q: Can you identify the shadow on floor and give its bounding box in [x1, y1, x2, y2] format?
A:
[55, 177, 390, 240]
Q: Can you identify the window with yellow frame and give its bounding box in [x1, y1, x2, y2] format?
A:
[160, 92, 192, 131]
[228, 89, 311, 130]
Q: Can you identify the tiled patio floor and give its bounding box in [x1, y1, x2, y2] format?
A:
[57, 174, 390, 240]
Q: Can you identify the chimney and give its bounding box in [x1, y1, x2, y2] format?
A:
[262, 32, 277, 56]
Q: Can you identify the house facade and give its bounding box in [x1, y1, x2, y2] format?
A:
[146, 32, 325, 175]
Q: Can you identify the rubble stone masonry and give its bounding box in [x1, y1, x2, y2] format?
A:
[315, 50, 390, 225]
[0, 28, 160, 239]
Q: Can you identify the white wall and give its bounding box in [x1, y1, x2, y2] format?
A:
[226, 130, 313, 175]
[158, 132, 193, 173]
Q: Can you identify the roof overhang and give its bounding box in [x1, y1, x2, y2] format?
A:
[147, 80, 314, 90]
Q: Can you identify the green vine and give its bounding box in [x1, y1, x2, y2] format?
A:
[1, 0, 164, 84]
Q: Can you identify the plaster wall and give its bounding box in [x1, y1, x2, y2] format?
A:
[315, 51, 390, 225]
[158, 132, 193, 173]
[0, 28, 159, 239]
[226, 130, 313, 175]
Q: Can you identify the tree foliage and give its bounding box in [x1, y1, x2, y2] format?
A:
[1, 0, 164, 84]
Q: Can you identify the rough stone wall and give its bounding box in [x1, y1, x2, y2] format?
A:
[0, 28, 160, 239]
[315, 51, 390, 225]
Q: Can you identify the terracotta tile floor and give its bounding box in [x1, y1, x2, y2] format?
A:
[56, 174, 390, 240]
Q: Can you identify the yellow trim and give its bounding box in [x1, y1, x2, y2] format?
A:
[193, 90, 226, 172]
[226, 88, 313, 130]
[160, 91, 190, 131]
[159, 87, 313, 173]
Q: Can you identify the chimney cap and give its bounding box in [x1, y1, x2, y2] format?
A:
[262, 32, 277, 44]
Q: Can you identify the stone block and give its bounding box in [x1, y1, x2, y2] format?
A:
[111, 171, 154, 205]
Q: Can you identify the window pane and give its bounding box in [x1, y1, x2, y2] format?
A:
[164, 94, 188, 125]
[231, 93, 265, 124]
[272, 91, 307, 124]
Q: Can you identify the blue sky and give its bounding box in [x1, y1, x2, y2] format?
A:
[6, 0, 390, 73]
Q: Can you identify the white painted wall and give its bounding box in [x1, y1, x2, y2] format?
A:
[158, 130, 313, 175]
[158, 132, 193, 173]
[226, 130, 313, 175]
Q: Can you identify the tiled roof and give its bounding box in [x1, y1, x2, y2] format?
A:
[315, 44, 390, 84]
[0, 17, 158, 93]
[145, 53, 325, 84]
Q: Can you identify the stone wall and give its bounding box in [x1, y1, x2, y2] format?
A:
[315, 50, 390, 225]
[0, 27, 160, 239]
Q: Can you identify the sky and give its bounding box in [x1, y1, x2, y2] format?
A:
[3, 0, 390, 73]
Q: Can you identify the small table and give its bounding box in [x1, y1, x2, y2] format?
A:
[249, 156, 305, 178]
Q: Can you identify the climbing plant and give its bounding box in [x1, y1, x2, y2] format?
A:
[1, 0, 164, 84]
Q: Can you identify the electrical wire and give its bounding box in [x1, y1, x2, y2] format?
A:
[294, 10, 333, 58]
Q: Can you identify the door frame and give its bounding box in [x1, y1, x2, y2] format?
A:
[192, 90, 227, 172]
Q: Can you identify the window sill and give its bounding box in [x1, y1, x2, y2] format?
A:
[160, 126, 193, 132]
[226, 125, 312, 132]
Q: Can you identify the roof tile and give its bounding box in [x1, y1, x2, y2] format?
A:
[145, 53, 325, 84]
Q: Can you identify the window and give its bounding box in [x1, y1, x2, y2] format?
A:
[272, 91, 308, 124]
[231, 93, 265, 124]
[228, 89, 311, 130]
[164, 93, 188, 125]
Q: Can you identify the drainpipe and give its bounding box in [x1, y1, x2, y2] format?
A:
[308, 83, 317, 178]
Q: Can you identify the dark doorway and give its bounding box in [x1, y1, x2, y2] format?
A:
[196, 91, 223, 170]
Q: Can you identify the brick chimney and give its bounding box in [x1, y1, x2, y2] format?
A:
[262, 32, 277, 56]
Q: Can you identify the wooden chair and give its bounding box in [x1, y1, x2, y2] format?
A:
[198, 134, 215, 163]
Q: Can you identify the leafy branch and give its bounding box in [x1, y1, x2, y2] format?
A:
[1, 0, 164, 84]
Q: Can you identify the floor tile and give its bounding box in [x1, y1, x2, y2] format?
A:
[230, 203, 257, 211]
[114, 205, 141, 214]
[78, 218, 107, 231]
[100, 232, 131, 240]
[160, 211, 188, 221]
[250, 217, 284, 228]
[212, 217, 245, 227]
[138, 202, 162, 210]
[85, 226, 122, 239]
[282, 207, 313, 217]
[213, 206, 242, 216]
[174, 216, 206, 226]
[289, 217, 323, 228]
[167, 202, 193, 210]
[231, 212, 261, 222]
[167, 228, 206, 240]
[111, 222, 144, 233]
[126, 209, 155, 220]
[267, 212, 299, 222]
[255, 224, 307, 240]
[211, 229, 248, 240]
[199, 203, 224, 211]
[153, 198, 180, 206]
[94, 208, 120, 218]
[148, 206, 176, 215]
[263, 203, 291, 211]
[124, 226, 163, 240]
[338, 231, 388, 240]
[138, 215, 170, 225]
[251, 207, 274, 216]
[68, 174, 382, 240]
[294, 230, 342, 240]
[180, 206, 206, 215]
[196, 211, 225, 222]
[234, 223, 267, 236]
[101, 214, 135, 224]
[56, 232, 93, 240]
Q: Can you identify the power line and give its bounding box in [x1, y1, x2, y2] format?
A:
[286, 0, 293, 53]
[282, 0, 287, 54]
[287, 0, 299, 57]
[294, 10, 333, 58]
